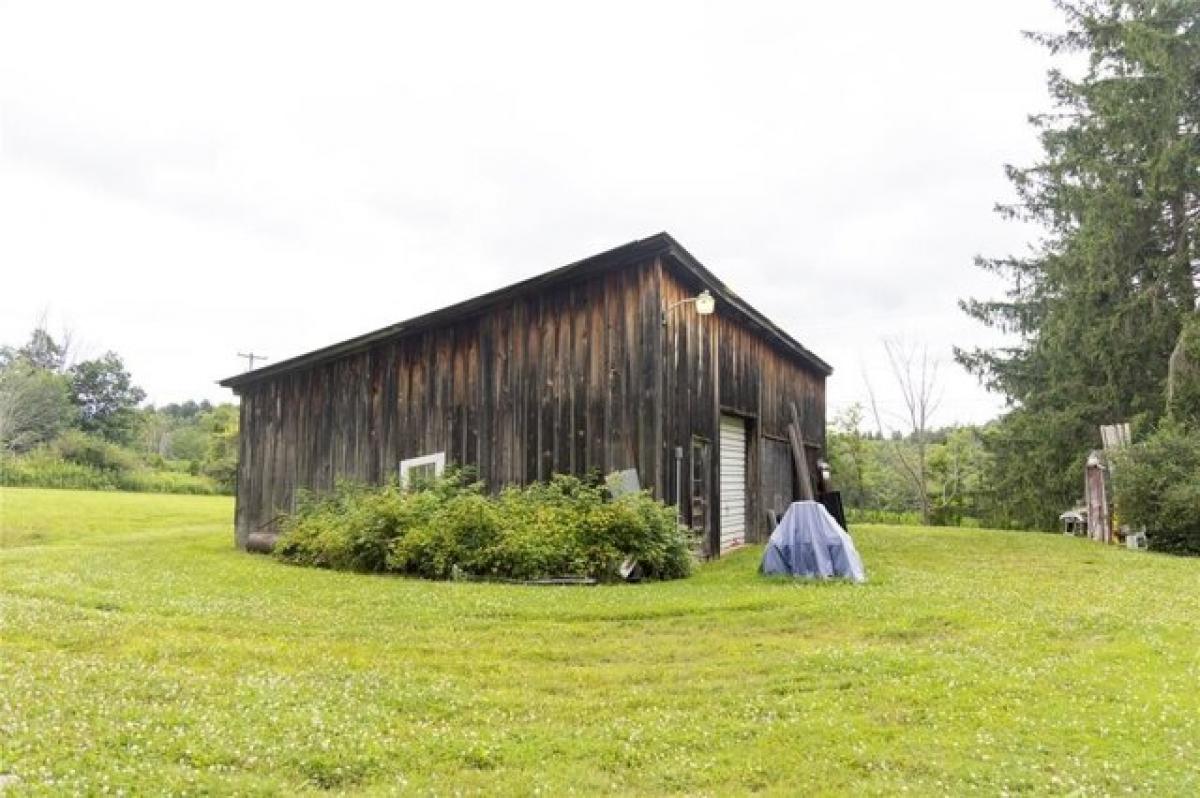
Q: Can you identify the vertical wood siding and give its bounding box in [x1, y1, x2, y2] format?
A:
[659, 267, 826, 549]
[233, 259, 665, 547]
[232, 256, 826, 551]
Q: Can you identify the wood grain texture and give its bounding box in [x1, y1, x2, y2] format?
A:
[230, 254, 826, 553]
[659, 267, 826, 549]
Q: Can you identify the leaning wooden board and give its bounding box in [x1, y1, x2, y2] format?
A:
[788, 401, 815, 501]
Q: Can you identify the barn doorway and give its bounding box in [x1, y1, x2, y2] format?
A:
[719, 414, 748, 552]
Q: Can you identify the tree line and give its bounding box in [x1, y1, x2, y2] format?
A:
[0, 324, 237, 495]
[827, 404, 993, 527]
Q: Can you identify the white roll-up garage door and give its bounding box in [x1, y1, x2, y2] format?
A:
[719, 415, 747, 552]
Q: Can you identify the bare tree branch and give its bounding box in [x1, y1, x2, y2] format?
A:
[864, 339, 942, 524]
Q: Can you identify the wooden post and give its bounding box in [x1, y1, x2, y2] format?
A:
[1085, 452, 1110, 544]
[788, 401, 815, 502]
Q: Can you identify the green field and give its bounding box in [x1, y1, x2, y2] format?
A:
[2, 488, 1199, 795]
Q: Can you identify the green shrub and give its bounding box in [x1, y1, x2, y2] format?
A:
[0, 443, 223, 496]
[201, 456, 238, 492]
[275, 481, 456, 572]
[846, 508, 925, 527]
[390, 492, 504, 578]
[54, 430, 142, 472]
[845, 508, 982, 529]
[115, 469, 220, 495]
[0, 450, 117, 490]
[1113, 420, 1200, 555]
[276, 472, 693, 582]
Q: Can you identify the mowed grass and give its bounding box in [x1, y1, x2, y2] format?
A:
[2, 489, 1200, 795]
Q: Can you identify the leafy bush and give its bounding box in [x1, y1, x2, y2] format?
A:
[276, 481, 451, 572]
[390, 491, 504, 578]
[115, 469, 220, 495]
[1113, 421, 1200, 555]
[846, 508, 925, 526]
[201, 456, 238, 493]
[54, 430, 142, 472]
[275, 472, 693, 582]
[0, 450, 118, 490]
[0, 442, 223, 495]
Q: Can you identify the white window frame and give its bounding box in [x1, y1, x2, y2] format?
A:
[399, 452, 446, 488]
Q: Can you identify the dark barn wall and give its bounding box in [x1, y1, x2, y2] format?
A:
[659, 267, 826, 549]
[232, 252, 827, 553]
[233, 259, 665, 547]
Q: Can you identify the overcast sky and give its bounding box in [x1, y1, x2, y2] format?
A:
[0, 1, 1063, 430]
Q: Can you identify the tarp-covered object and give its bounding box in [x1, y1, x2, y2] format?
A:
[761, 501, 867, 582]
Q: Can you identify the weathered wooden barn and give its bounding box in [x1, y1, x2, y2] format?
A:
[220, 233, 831, 556]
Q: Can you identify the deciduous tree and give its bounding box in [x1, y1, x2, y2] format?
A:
[0, 364, 74, 451]
[70, 353, 146, 444]
[867, 340, 942, 524]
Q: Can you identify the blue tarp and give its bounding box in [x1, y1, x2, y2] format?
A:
[760, 500, 867, 583]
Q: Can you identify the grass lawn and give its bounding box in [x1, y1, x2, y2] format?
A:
[2, 488, 1200, 795]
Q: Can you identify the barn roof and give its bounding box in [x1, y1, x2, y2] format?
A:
[219, 232, 832, 389]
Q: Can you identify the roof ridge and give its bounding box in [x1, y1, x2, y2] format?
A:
[219, 233, 829, 389]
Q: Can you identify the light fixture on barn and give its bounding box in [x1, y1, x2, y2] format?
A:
[662, 290, 715, 326]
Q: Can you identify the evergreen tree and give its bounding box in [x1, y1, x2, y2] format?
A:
[959, 0, 1200, 528]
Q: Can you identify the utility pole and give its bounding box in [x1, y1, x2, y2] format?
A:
[238, 352, 268, 372]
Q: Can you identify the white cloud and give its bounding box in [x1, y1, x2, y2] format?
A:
[1, 0, 1062, 425]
